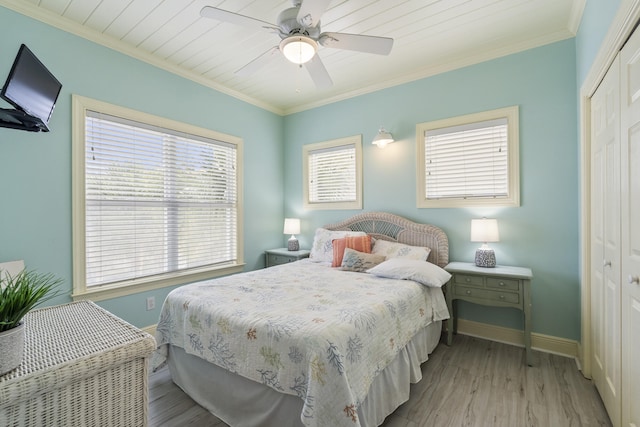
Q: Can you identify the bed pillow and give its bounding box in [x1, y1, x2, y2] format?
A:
[366, 258, 451, 288]
[371, 239, 431, 261]
[331, 235, 372, 267]
[309, 228, 367, 263]
[340, 248, 386, 272]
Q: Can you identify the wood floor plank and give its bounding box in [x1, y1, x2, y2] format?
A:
[149, 335, 611, 427]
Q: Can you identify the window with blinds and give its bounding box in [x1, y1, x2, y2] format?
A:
[303, 135, 362, 210]
[416, 106, 520, 208]
[72, 96, 243, 299]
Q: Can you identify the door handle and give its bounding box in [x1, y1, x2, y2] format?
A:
[629, 275, 640, 285]
[603, 260, 612, 268]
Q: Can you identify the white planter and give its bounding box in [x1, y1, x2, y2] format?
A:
[0, 322, 25, 375]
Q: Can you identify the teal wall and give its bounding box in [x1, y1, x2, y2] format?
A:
[0, 7, 284, 328]
[576, 0, 621, 85]
[0, 1, 626, 341]
[284, 40, 581, 340]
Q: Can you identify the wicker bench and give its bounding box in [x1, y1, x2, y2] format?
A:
[0, 301, 156, 426]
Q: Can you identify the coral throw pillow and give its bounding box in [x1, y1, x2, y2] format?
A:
[332, 235, 372, 267]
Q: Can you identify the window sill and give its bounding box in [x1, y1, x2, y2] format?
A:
[417, 196, 519, 208]
[71, 263, 245, 302]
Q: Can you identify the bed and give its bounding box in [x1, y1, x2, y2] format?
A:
[152, 212, 450, 427]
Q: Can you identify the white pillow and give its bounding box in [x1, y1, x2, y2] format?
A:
[367, 258, 452, 288]
[371, 239, 431, 261]
[309, 228, 366, 263]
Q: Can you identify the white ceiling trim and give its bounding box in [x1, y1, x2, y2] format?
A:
[567, 0, 587, 34]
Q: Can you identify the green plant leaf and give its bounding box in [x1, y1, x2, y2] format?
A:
[0, 269, 62, 332]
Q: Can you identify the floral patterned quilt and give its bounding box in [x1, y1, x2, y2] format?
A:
[152, 259, 449, 427]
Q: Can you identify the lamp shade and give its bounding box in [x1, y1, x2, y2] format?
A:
[470, 218, 499, 243]
[372, 127, 394, 148]
[283, 218, 301, 235]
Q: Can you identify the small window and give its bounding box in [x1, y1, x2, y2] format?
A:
[303, 135, 362, 210]
[72, 95, 244, 301]
[416, 106, 520, 208]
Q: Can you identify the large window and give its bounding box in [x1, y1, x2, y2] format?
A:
[303, 135, 362, 210]
[416, 106, 520, 208]
[72, 96, 243, 301]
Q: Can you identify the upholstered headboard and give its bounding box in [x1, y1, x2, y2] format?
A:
[324, 212, 449, 268]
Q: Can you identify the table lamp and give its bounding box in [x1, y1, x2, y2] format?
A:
[283, 218, 301, 251]
[470, 218, 499, 267]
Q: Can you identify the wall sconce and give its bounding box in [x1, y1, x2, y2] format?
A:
[283, 218, 301, 251]
[372, 127, 394, 148]
[470, 218, 499, 267]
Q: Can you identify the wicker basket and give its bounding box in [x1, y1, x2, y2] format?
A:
[0, 301, 156, 426]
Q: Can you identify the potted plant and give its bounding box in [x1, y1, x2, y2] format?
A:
[0, 268, 62, 375]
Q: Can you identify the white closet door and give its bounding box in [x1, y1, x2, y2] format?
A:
[620, 25, 640, 427]
[591, 55, 621, 427]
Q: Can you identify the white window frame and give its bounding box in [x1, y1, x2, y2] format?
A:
[302, 135, 363, 210]
[71, 95, 244, 301]
[416, 106, 520, 208]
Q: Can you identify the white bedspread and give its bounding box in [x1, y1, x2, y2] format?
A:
[153, 259, 449, 427]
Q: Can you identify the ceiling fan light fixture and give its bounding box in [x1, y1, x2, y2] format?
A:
[280, 35, 317, 64]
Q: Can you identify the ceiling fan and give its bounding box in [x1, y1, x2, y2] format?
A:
[200, 0, 394, 89]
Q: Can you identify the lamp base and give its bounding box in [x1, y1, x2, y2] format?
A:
[475, 248, 496, 268]
[288, 238, 299, 251]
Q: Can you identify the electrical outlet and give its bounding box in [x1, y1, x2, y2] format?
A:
[146, 296, 156, 311]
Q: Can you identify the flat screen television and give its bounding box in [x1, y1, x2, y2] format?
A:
[0, 44, 62, 132]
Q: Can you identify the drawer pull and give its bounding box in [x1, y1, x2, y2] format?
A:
[466, 290, 472, 295]
[499, 295, 505, 300]
[629, 275, 640, 285]
[498, 281, 505, 286]
[465, 278, 471, 282]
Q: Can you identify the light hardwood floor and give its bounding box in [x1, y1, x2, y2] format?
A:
[149, 335, 611, 427]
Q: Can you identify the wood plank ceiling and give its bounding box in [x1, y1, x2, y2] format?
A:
[2, 0, 583, 114]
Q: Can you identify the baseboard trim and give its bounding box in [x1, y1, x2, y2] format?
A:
[455, 318, 578, 359]
[142, 324, 157, 337]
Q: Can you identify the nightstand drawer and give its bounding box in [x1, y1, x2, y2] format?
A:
[454, 274, 484, 286]
[267, 254, 296, 266]
[486, 277, 520, 291]
[454, 286, 520, 305]
[454, 285, 487, 299]
[264, 249, 310, 268]
[485, 289, 520, 304]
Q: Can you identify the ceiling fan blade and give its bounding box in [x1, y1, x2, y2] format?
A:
[200, 6, 275, 30]
[319, 32, 394, 55]
[305, 55, 333, 89]
[297, 0, 331, 28]
[235, 46, 280, 76]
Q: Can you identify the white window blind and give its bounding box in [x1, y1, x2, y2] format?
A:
[308, 144, 357, 203]
[84, 110, 238, 288]
[424, 118, 508, 200]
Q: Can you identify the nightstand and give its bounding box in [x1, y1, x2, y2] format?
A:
[444, 261, 533, 366]
[265, 248, 310, 267]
